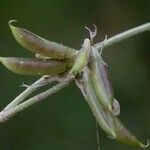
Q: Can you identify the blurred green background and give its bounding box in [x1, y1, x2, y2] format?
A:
[0, 0, 150, 150]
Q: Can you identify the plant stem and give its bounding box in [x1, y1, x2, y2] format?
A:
[0, 75, 74, 123]
[4, 76, 57, 110]
[95, 23, 150, 50]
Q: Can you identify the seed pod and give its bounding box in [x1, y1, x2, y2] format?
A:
[80, 67, 148, 148]
[69, 38, 90, 75]
[91, 47, 115, 113]
[0, 57, 68, 76]
[112, 116, 149, 148]
[82, 67, 116, 137]
[9, 20, 78, 60]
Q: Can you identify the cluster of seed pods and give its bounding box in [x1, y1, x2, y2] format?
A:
[0, 20, 78, 76]
[0, 21, 149, 148]
[74, 39, 148, 148]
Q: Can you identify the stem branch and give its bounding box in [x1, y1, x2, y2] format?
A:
[95, 23, 150, 50]
[0, 75, 74, 123]
[4, 76, 59, 110]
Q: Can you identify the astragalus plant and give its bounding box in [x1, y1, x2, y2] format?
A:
[0, 20, 150, 148]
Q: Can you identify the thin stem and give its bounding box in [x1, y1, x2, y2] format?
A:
[4, 76, 58, 110]
[96, 121, 100, 150]
[95, 23, 150, 50]
[0, 75, 74, 123]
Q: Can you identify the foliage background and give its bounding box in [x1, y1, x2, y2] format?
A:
[0, 0, 149, 150]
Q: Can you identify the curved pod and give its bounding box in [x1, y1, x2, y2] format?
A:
[9, 20, 78, 61]
[0, 57, 68, 76]
[112, 116, 149, 148]
[69, 38, 90, 75]
[83, 67, 116, 137]
[82, 67, 148, 148]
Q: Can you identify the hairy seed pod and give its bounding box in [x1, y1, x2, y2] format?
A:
[91, 46, 117, 114]
[112, 116, 149, 148]
[9, 20, 78, 60]
[81, 67, 148, 148]
[0, 57, 68, 76]
[69, 38, 90, 75]
[82, 67, 116, 137]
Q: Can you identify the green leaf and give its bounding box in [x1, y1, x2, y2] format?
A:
[9, 20, 78, 60]
[0, 57, 69, 76]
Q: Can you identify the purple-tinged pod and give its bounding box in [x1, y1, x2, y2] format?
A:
[112, 116, 149, 148]
[81, 67, 148, 148]
[69, 38, 90, 76]
[91, 47, 115, 113]
[0, 57, 68, 76]
[9, 20, 78, 61]
[82, 67, 116, 138]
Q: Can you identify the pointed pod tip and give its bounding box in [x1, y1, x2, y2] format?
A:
[140, 139, 149, 148]
[8, 20, 19, 34]
[111, 132, 117, 139]
[9, 19, 18, 27]
[107, 135, 116, 140]
[106, 129, 116, 139]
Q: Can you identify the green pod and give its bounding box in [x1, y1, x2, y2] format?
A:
[112, 116, 149, 148]
[81, 67, 148, 148]
[0, 57, 68, 76]
[82, 67, 116, 137]
[9, 20, 78, 60]
[69, 38, 90, 75]
[91, 47, 115, 113]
